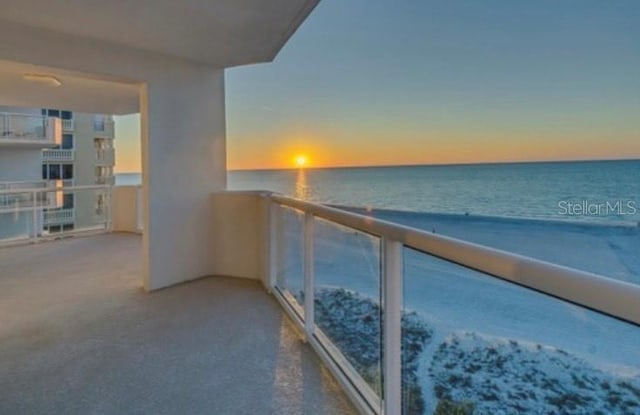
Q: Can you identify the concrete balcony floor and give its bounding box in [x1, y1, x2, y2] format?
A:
[0, 233, 355, 414]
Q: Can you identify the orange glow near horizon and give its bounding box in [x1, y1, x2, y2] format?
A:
[225, 126, 640, 171]
[112, 115, 640, 172]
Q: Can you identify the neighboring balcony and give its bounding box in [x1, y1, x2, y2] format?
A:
[0, 113, 61, 148]
[42, 148, 75, 162]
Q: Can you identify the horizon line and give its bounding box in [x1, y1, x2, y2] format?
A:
[113, 156, 640, 175]
[227, 156, 640, 173]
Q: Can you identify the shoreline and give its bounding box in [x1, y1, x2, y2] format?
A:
[338, 205, 640, 229]
[337, 205, 640, 286]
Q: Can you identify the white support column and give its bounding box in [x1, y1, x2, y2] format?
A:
[383, 239, 403, 415]
[31, 190, 38, 240]
[140, 67, 227, 291]
[303, 212, 315, 337]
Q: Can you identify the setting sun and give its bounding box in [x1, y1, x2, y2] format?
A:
[294, 154, 308, 168]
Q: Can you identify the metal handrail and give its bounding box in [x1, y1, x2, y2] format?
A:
[270, 193, 640, 326]
[0, 184, 110, 195]
[268, 192, 640, 414]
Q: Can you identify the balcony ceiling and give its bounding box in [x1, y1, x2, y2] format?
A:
[0, 60, 140, 114]
[0, 0, 319, 67]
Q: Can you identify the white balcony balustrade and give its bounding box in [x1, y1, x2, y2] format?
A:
[43, 208, 75, 226]
[42, 148, 75, 162]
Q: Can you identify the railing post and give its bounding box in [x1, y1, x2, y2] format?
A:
[303, 212, 315, 338]
[383, 238, 403, 415]
[267, 200, 278, 291]
[105, 187, 113, 232]
[31, 190, 39, 241]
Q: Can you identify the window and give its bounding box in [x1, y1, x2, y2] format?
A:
[42, 164, 48, 180]
[62, 164, 74, 180]
[41, 109, 72, 119]
[93, 115, 106, 131]
[63, 193, 74, 209]
[49, 164, 60, 180]
[62, 134, 73, 149]
[62, 224, 74, 231]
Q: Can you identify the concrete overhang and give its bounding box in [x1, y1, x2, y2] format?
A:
[0, 0, 319, 68]
[0, 0, 319, 114]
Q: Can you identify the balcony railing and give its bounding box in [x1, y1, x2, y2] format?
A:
[266, 194, 640, 415]
[0, 184, 111, 245]
[42, 149, 75, 162]
[0, 113, 60, 146]
[0, 181, 56, 211]
[0, 180, 51, 191]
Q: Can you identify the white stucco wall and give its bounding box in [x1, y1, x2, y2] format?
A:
[209, 191, 270, 285]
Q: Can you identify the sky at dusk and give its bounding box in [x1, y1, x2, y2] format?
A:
[116, 0, 640, 172]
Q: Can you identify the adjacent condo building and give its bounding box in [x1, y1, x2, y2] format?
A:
[0, 106, 115, 238]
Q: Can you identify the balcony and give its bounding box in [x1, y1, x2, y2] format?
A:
[1, 187, 638, 414]
[0, 233, 355, 414]
[0, 113, 60, 148]
[42, 148, 75, 162]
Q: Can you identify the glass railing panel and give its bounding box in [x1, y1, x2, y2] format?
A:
[0, 190, 39, 243]
[313, 217, 383, 400]
[273, 205, 305, 314]
[402, 247, 640, 415]
[40, 187, 110, 236]
[5, 114, 46, 139]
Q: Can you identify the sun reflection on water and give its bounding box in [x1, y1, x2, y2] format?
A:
[295, 168, 311, 200]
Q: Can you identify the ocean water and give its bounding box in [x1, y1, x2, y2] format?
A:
[227, 159, 640, 226]
[117, 160, 640, 225]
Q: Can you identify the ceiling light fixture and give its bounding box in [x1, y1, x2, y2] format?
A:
[22, 73, 62, 87]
